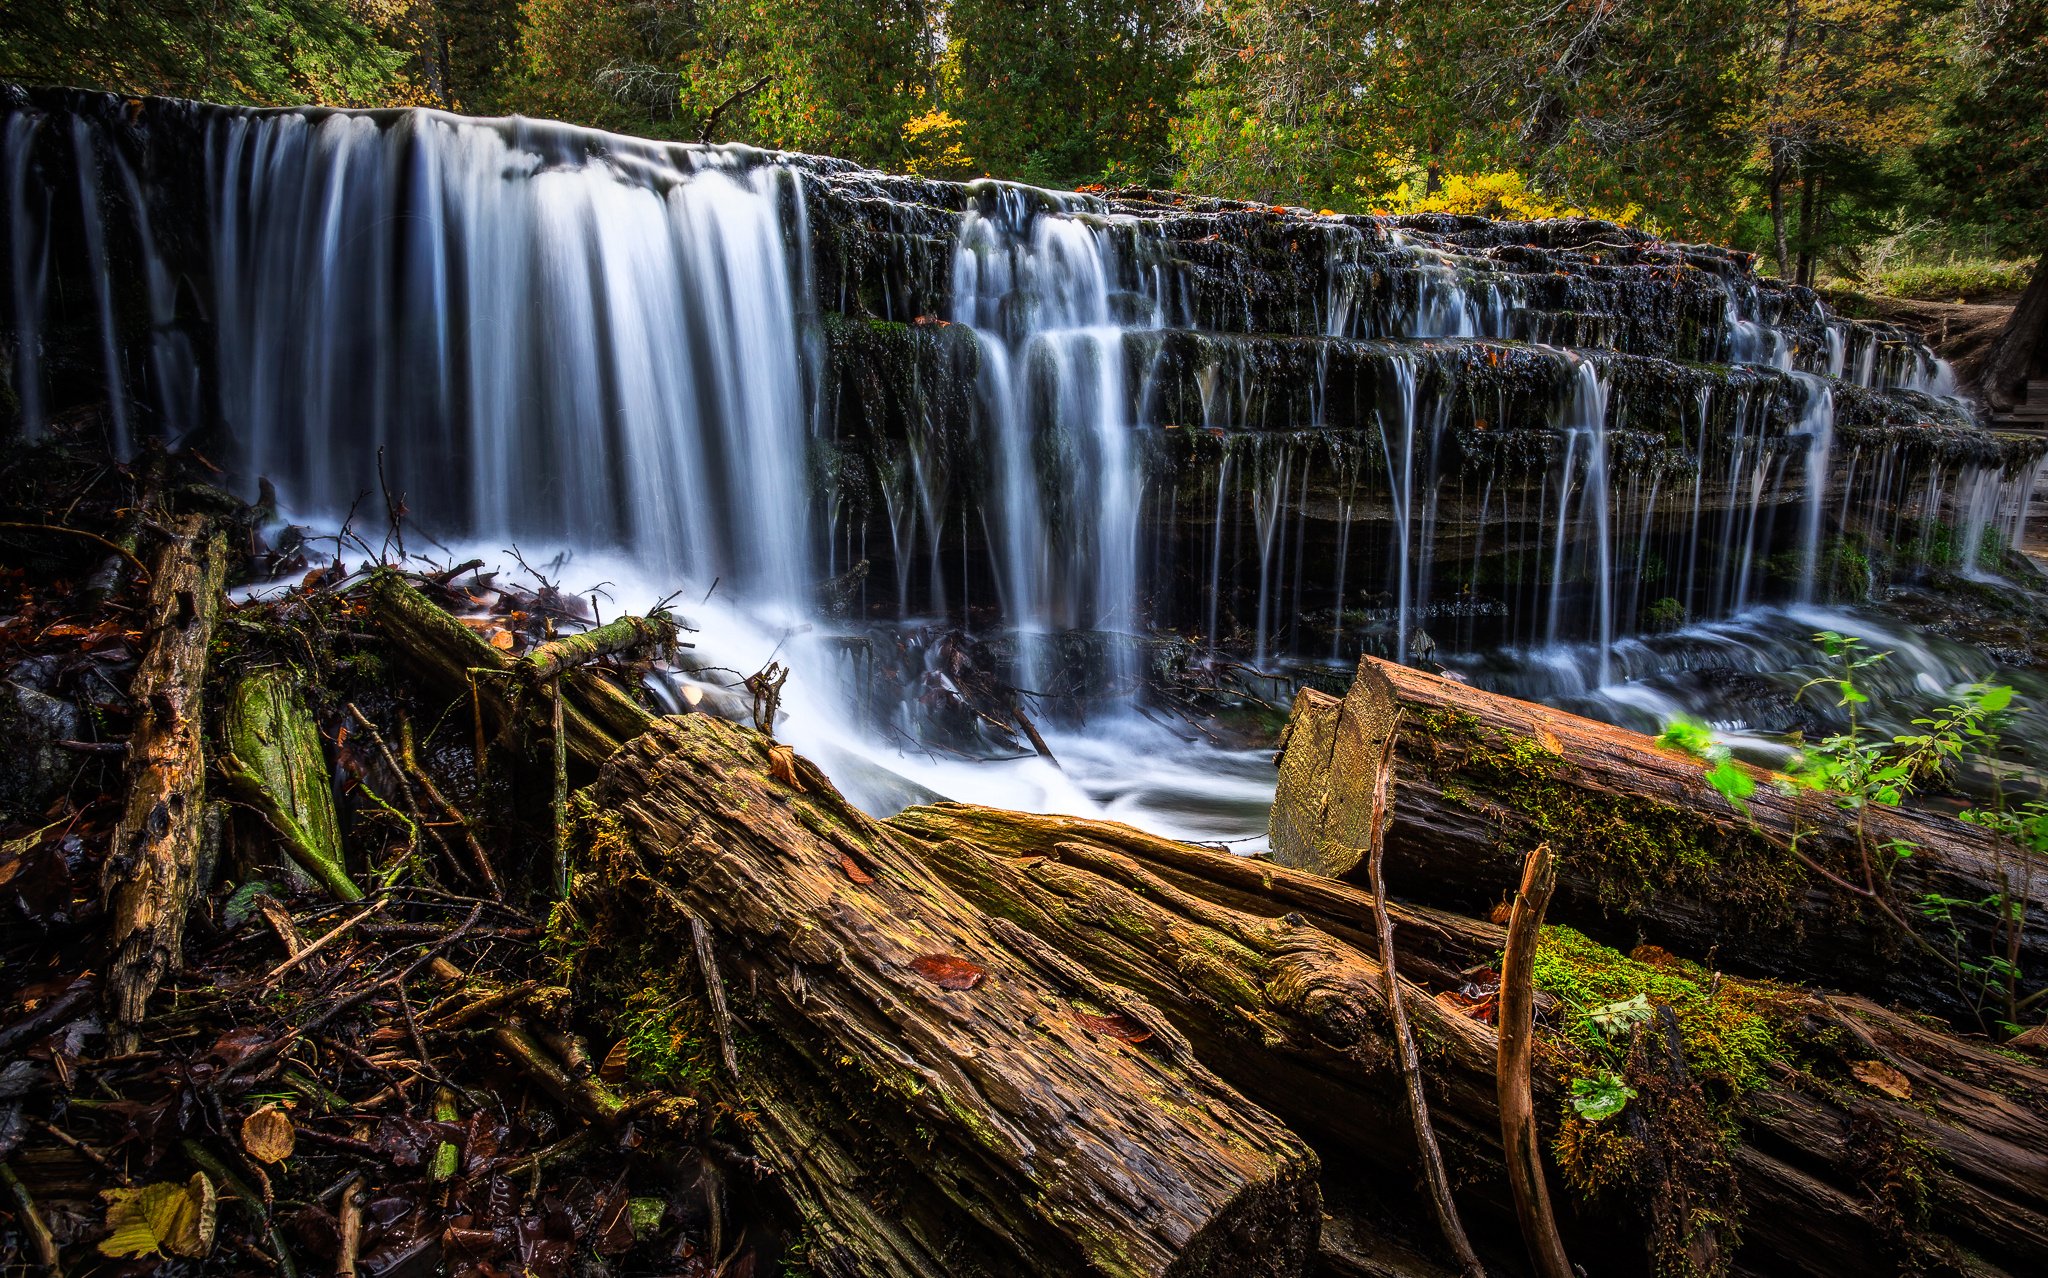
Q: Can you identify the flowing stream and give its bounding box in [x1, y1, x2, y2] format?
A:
[6, 91, 2044, 844]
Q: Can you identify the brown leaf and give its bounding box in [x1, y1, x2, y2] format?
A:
[1850, 1059, 1912, 1100]
[767, 744, 805, 791]
[488, 628, 516, 651]
[600, 1038, 631, 1084]
[838, 855, 874, 885]
[240, 1103, 295, 1164]
[2007, 1024, 2048, 1056]
[1073, 1010, 1151, 1043]
[908, 954, 985, 991]
[1536, 728, 1564, 755]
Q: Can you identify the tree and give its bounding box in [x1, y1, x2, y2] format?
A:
[1923, 0, 2048, 410]
[945, 0, 1187, 185]
[0, 0, 411, 106]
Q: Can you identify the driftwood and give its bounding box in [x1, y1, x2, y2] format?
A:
[219, 667, 360, 900]
[573, 715, 1322, 1278]
[1274, 658, 2048, 1023]
[518, 611, 680, 682]
[889, 802, 2048, 1277]
[1497, 843, 1571, 1278]
[101, 513, 227, 1049]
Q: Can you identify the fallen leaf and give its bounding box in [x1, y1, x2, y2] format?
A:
[1073, 1011, 1151, 1043]
[2007, 1025, 2048, 1056]
[241, 1103, 295, 1163]
[767, 744, 805, 791]
[838, 855, 874, 885]
[1850, 1059, 1912, 1100]
[600, 1038, 631, 1084]
[99, 1173, 216, 1258]
[908, 954, 985, 991]
[488, 628, 516, 651]
[1537, 728, 1564, 755]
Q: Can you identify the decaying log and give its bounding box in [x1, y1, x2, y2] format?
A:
[574, 715, 1321, 1278]
[102, 513, 226, 1049]
[1274, 658, 2048, 1023]
[219, 668, 360, 900]
[1269, 660, 1401, 878]
[888, 801, 2048, 1277]
[362, 571, 652, 772]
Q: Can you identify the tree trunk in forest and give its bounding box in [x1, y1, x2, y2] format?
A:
[101, 514, 226, 1051]
[1796, 171, 1820, 286]
[1271, 659, 2047, 1027]
[1968, 248, 2048, 412]
[885, 801, 2048, 1277]
[574, 715, 1322, 1278]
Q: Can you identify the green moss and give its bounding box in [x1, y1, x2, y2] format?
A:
[1532, 925, 1789, 1096]
[1413, 707, 1806, 930]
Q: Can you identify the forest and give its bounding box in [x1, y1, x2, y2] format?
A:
[2, 2, 2047, 1277]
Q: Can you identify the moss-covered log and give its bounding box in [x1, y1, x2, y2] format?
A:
[1273, 658, 2047, 1025]
[888, 802, 2048, 1278]
[219, 667, 359, 900]
[361, 570, 652, 772]
[102, 513, 226, 1049]
[572, 715, 1322, 1278]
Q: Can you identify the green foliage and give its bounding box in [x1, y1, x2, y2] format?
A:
[1865, 257, 2035, 300]
[1921, 0, 2048, 256]
[1657, 715, 1756, 815]
[0, 0, 412, 105]
[1645, 596, 1688, 632]
[1568, 1070, 1638, 1122]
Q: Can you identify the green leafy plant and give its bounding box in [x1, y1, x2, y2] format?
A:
[1670, 631, 2040, 1036]
[1569, 1071, 1638, 1123]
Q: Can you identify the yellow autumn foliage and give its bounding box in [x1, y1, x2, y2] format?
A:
[1374, 170, 1644, 228]
[901, 110, 976, 180]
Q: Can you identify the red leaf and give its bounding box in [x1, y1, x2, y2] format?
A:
[838, 855, 874, 885]
[1073, 1011, 1151, 1043]
[908, 954, 985, 991]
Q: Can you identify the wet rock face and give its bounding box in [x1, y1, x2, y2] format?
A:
[3, 84, 2039, 677]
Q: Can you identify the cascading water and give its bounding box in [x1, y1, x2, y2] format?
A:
[6, 87, 2044, 844]
[950, 186, 1158, 694]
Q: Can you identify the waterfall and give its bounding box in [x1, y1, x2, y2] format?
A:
[950, 185, 1157, 692]
[7, 88, 2042, 841]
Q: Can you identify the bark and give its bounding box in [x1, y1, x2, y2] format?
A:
[575, 715, 1322, 1278]
[887, 801, 2048, 1277]
[1272, 659, 2048, 1025]
[517, 611, 679, 682]
[1970, 249, 2048, 412]
[1497, 844, 1572, 1278]
[101, 513, 227, 1050]
[218, 668, 360, 901]
[362, 570, 653, 773]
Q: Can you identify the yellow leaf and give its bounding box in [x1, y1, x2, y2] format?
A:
[99, 1173, 217, 1259]
[241, 1103, 296, 1164]
[767, 744, 805, 791]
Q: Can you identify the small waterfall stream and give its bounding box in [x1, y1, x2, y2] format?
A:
[5, 88, 2044, 842]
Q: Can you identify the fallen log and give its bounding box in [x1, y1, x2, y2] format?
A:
[1272, 658, 2048, 1025]
[571, 715, 1322, 1278]
[361, 570, 654, 772]
[889, 801, 2048, 1277]
[101, 512, 227, 1049]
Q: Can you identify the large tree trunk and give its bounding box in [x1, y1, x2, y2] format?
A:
[573, 715, 1322, 1278]
[1271, 659, 2047, 1026]
[1968, 249, 2048, 412]
[101, 513, 226, 1050]
[887, 802, 2048, 1278]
